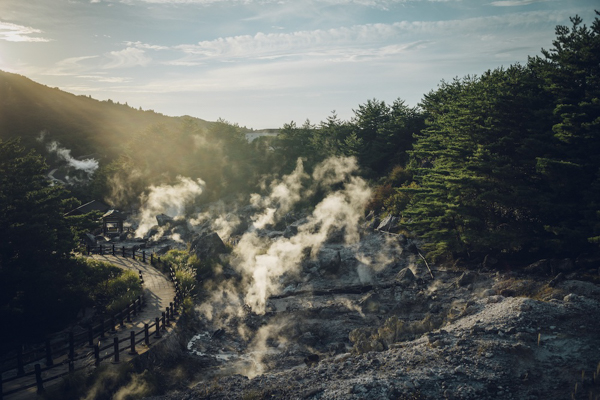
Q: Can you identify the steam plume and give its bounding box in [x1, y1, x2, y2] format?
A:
[135, 176, 205, 237]
[233, 157, 371, 313]
[46, 141, 99, 176]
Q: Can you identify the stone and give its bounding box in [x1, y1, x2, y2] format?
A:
[190, 231, 228, 260]
[156, 213, 173, 227]
[377, 215, 398, 232]
[359, 292, 381, 313]
[321, 251, 342, 275]
[456, 271, 477, 287]
[396, 267, 415, 285]
[548, 272, 565, 288]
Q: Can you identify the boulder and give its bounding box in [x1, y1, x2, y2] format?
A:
[156, 213, 173, 227]
[284, 218, 309, 238]
[362, 210, 380, 231]
[190, 231, 228, 260]
[359, 292, 381, 313]
[377, 215, 398, 232]
[456, 271, 477, 287]
[395, 267, 415, 285]
[172, 224, 191, 241]
[524, 259, 575, 275]
[143, 226, 160, 241]
[321, 251, 342, 275]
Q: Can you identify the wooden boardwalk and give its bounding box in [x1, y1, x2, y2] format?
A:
[1, 255, 177, 399]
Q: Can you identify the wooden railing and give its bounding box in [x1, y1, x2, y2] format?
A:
[0, 249, 183, 399]
[86, 244, 155, 263]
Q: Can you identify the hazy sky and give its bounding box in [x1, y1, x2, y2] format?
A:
[0, 0, 596, 129]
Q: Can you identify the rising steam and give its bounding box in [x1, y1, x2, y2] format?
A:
[46, 141, 99, 176]
[135, 176, 205, 238]
[198, 157, 371, 316]
[37, 131, 99, 181]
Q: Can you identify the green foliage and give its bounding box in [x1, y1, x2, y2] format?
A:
[403, 65, 556, 260]
[0, 139, 85, 342]
[273, 99, 423, 178]
[65, 210, 103, 246]
[90, 117, 259, 208]
[393, 11, 600, 262]
[0, 70, 212, 160]
[160, 249, 202, 299]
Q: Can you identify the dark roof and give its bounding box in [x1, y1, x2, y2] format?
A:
[102, 209, 126, 220]
[64, 200, 111, 216]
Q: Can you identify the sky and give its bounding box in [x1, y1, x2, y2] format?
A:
[0, 0, 597, 129]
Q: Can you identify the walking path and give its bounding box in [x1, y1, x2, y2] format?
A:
[2, 255, 177, 399]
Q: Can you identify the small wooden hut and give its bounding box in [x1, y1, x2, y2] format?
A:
[102, 209, 126, 236]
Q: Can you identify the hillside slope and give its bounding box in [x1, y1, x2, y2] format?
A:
[0, 70, 212, 159]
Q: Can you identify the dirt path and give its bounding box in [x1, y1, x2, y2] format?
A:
[2, 255, 177, 399]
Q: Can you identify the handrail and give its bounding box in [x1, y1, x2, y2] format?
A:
[1, 251, 183, 399]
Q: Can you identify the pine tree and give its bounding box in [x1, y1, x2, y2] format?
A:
[404, 66, 554, 261]
[530, 12, 600, 251]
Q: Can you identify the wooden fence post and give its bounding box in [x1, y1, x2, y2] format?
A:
[165, 307, 171, 327]
[161, 312, 167, 331]
[150, 253, 154, 264]
[99, 245, 103, 255]
[113, 337, 120, 363]
[45, 339, 53, 366]
[154, 318, 161, 339]
[128, 331, 137, 355]
[138, 295, 143, 311]
[94, 344, 100, 366]
[171, 301, 179, 316]
[144, 323, 150, 346]
[110, 316, 117, 333]
[112, 244, 115, 256]
[142, 251, 146, 263]
[35, 364, 44, 394]
[132, 249, 136, 260]
[122, 246, 125, 257]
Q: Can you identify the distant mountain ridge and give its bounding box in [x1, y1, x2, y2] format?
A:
[0, 70, 213, 160]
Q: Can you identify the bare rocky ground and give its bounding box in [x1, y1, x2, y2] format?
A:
[143, 218, 600, 400]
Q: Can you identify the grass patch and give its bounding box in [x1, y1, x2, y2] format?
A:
[350, 314, 443, 354]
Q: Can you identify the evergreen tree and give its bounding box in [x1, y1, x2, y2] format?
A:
[530, 12, 600, 250]
[0, 139, 85, 341]
[404, 66, 554, 261]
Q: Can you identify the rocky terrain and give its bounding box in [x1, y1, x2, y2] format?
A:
[135, 206, 600, 400]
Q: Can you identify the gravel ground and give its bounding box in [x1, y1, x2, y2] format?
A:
[146, 231, 600, 400]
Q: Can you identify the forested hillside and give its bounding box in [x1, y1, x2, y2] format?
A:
[273, 13, 600, 265]
[0, 70, 212, 159]
[1, 12, 599, 268]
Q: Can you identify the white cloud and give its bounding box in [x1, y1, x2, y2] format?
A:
[0, 21, 51, 42]
[127, 0, 457, 5]
[104, 47, 152, 68]
[77, 75, 132, 83]
[125, 40, 170, 50]
[171, 12, 561, 64]
[490, 0, 549, 6]
[42, 55, 99, 76]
